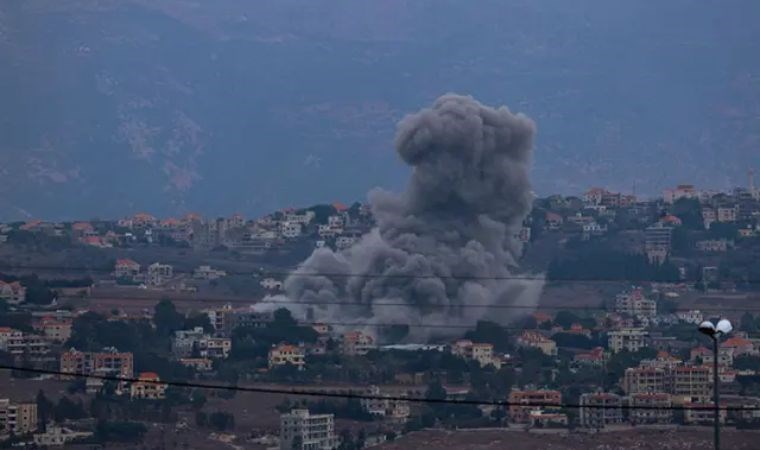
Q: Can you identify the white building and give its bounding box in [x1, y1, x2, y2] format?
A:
[662, 185, 697, 204]
[260, 277, 283, 290]
[147, 262, 173, 286]
[33, 426, 93, 447]
[172, 327, 231, 359]
[614, 289, 657, 319]
[676, 310, 703, 324]
[281, 222, 302, 239]
[608, 328, 648, 353]
[335, 235, 357, 250]
[695, 239, 730, 253]
[193, 265, 227, 280]
[0, 280, 26, 304]
[285, 211, 315, 225]
[279, 409, 338, 450]
[717, 206, 737, 223]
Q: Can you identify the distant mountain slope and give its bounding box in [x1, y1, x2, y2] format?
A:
[1, 0, 759, 220]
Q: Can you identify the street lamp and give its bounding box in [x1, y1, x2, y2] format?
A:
[698, 319, 732, 450]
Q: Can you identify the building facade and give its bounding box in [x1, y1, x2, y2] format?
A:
[279, 409, 338, 450]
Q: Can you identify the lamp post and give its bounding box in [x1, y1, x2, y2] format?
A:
[698, 319, 732, 450]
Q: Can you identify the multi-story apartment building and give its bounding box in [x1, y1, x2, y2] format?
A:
[279, 409, 338, 450]
[0, 399, 37, 436]
[614, 289, 657, 319]
[623, 367, 667, 394]
[579, 393, 624, 428]
[508, 390, 562, 424]
[451, 340, 502, 368]
[608, 328, 648, 353]
[671, 366, 711, 402]
[59, 348, 134, 379]
[628, 393, 673, 425]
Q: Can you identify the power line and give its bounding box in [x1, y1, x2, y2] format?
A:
[1, 364, 757, 412]
[4, 262, 760, 285]
[52, 294, 760, 315]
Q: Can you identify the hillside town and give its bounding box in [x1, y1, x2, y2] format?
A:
[1, 179, 760, 448]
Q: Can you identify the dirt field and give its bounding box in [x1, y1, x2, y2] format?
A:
[379, 428, 760, 449]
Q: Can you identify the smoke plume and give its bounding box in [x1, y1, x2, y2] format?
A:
[282, 94, 542, 341]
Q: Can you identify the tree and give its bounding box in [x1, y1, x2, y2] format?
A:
[464, 321, 513, 352]
[36, 390, 54, 426]
[740, 313, 757, 333]
[425, 380, 447, 401]
[551, 333, 594, 349]
[554, 311, 580, 329]
[671, 198, 703, 229]
[154, 300, 184, 336]
[53, 396, 87, 422]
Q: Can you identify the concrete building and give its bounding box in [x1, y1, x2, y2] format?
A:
[683, 403, 727, 425]
[623, 367, 667, 394]
[695, 239, 731, 253]
[671, 366, 711, 402]
[628, 393, 673, 425]
[60, 348, 134, 379]
[614, 289, 657, 319]
[516, 331, 558, 356]
[717, 206, 737, 223]
[608, 328, 648, 353]
[173, 327, 232, 359]
[580, 393, 623, 428]
[4, 330, 51, 357]
[451, 340, 502, 368]
[179, 358, 213, 372]
[645, 223, 673, 264]
[193, 265, 227, 280]
[0, 399, 37, 436]
[663, 185, 697, 204]
[113, 258, 140, 279]
[508, 390, 562, 424]
[33, 317, 73, 343]
[340, 331, 375, 356]
[0, 280, 26, 304]
[360, 386, 410, 421]
[33, 426, 93, 447]
[130, 372, 167, 400]
[147, 262, 173, 286]
[279, 409, 338, 450]
[269, 344, 306, 370]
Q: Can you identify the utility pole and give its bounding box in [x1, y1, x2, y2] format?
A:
[712, 335, 719, 450]
[699, 319, 733, 450]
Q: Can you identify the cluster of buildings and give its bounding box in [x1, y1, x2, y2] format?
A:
[113, 258, 174, 286]
[0, 312, 75, 360]
[1, 397, 96, 446]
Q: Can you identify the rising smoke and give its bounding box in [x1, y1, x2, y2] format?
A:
[281, 94, 542, 341]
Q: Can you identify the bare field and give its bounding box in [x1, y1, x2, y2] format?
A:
[379, 428, 760, 450]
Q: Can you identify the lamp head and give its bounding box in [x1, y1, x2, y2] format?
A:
[698, 320, 716, 337]
[716, 319, 733, 336]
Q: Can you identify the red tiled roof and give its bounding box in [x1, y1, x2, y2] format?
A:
[138, 372, 160, 380]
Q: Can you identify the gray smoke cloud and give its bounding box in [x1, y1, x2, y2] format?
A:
[280, 94, 542, 341]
